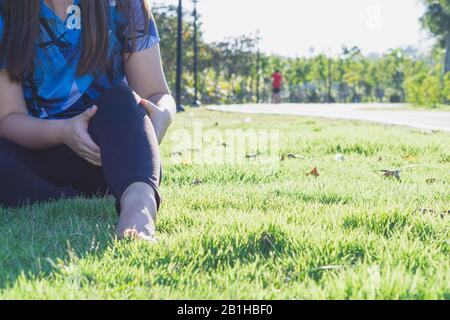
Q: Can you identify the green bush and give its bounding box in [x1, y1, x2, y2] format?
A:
[444, 73, 450, 102]
[405, 72, 444, 108]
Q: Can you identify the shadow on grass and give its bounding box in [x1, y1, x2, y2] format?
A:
[0, 197, 116, 290]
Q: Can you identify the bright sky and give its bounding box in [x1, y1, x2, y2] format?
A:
[155, 0, 433, 57]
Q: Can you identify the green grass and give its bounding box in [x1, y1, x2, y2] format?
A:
[1, 109, 449, 300]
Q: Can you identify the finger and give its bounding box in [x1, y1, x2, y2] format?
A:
[139, 99, 153, 114]
[79, 141, 101, 161]
[82, 105, 98, 121]
[79, 147, 100, 161]
[82, 147, 102, 163]
[84, 156, 102, 167]
[80, 131, 101, 154]
[80, 150, 102, 166]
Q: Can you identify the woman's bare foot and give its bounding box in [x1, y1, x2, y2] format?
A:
[116, 182, 158, 242]
[122, 229, 158, 243]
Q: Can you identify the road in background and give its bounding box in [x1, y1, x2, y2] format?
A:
[208, 104, 450, 132]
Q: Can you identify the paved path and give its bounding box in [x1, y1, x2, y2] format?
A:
[207, 103, 450, 132]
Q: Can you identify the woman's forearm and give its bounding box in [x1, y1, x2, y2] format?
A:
[0, 113, 67, 150]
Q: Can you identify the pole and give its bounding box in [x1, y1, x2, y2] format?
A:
[192, 0, 200, 107]
[256, 30, 261, 104]
[256, 49, 260, 103]
[327, 48, 332, 104]
[176, 0, 185, 112]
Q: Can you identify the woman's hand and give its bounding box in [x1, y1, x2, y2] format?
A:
[139, 99, 174, 144]
[62, 106, 102, 166]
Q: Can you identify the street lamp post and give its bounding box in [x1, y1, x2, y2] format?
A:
[176, 0, 185, 112]
[256, 30, 261, 104]
[191, 0, 201, 107]
[256, 48, 260, 103]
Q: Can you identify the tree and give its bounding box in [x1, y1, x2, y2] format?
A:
[421, 0, 450, 73]
[152, 4, 447, 107]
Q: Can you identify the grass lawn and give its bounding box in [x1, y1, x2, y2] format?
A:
[0, 108, 449, 300]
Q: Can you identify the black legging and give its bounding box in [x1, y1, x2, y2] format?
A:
[0, 85, 162, 211]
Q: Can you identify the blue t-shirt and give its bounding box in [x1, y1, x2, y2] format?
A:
[0, 0, 160, 119]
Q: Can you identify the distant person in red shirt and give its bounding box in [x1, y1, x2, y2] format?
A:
[271, 70, 283, 104]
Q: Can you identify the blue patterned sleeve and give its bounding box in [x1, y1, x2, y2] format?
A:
[0, 14, 4, 69]
[0, 15, 3, 39]
[124, 0, 160, 52]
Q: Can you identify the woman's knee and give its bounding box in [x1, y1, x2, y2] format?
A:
[94, 84, 145, 120]
[89, 84, 149, 137]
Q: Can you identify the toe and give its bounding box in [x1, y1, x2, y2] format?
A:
[119, 228, 158, 243]
[121, 228, 139, 239]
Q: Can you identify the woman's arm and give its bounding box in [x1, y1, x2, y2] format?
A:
[124, 44, 176, 144]
[0, 71, 101, 166]
[0, 71, 67, 149]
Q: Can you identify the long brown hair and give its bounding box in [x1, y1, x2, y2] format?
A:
[0, 0, 151, 82]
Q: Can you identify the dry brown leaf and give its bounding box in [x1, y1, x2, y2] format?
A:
[404, 154, 419, 161]
[380, 169, 401, 181]
[181, 158, 192, 166]
[306, 167, 320, 177]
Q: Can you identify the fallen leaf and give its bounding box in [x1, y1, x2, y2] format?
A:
[306, 167, 320, 177]
[245, 153, 258, 159]
[260, 232, 277, 251]
[286, 153, 304, 160]
[335, 153, 345, 161]
[418, 208, 449, 218]
[404, 154, 419, 161]
[171, 151, 183, 156]
[181, 158, 192, 166]
[314, 265, 345, 271]
[192, 179, 203, 185]
[419, 208, 436, 214]
[380, 169, 401, 181]
[378, 156, 385, 161]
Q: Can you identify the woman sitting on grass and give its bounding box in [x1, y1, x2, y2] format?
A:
[0, 0, 175, 241]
